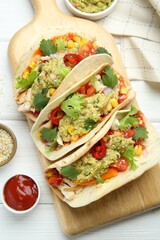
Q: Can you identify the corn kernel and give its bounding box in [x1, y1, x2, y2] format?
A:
[110, 98, 118, 108]
[134, 145, 143, 156]
[37, 132, 42, 138]
[22, 70, 29, 79]
[93, 43, 97, 49]
[103, 136, 108, 142]
[79, 38, 88, 48]
[46, 171, 54, 177]
[29, 61, 37, 69]
[71, 135, 79, 141]
[67, 40, 74, 48]
[49, 88, 55, 96]
[120, 87, 128, 95]
[73, 36, 81, 42]
[68, 125, 75, 134]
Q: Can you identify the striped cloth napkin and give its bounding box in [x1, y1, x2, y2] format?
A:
[97, 0, 160, 82]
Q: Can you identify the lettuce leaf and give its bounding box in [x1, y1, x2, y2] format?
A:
[16, 70, 38, 91]
[61, 93, 85, 119]
[119, 105, 139, 130]
[122, 148, 138, 170]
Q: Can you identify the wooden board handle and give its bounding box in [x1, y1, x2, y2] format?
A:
[31, 0, 63, 18]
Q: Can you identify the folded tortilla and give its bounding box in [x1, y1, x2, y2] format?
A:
[31, 56, 135, 161]
[13, 26, 111, 121]
[45, 107, 160, 208]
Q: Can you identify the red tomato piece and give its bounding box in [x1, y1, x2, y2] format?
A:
[50, 106, 64, 126]
[63, 54, 79, 68]
[111, 158, 128, 172]
[124, 128, 135, 138]
[118, 94, 127, 104]
[91, 139, 106, 160]
[136, 111, 145, 127]
[86, 85, 96, 97]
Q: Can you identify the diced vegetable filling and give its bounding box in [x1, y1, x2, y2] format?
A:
[46, 106, 149, 188]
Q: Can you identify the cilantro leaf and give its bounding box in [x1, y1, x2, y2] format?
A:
[96, 47, 112, 56]
[40, 39, 57, 56]
[16, 70, 38, 91]
[122, 148, 138, 170]
[84, 118, 97, 130]
[133, 127, 148, 140]
[33, 88, 50, 111]
[60, 165, 80, 180]
[40, 127, 57, 142]
[96, 177, 104, 184]
[119, 105, 139, 130]
[55, 38, 67, 51]
[61, 93, 85, 119]
[102, 66, 118, 89]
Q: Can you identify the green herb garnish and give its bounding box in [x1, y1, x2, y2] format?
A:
[102, 66, 118, 89]
[40, 39, 57, 56]
[60, 165, 80, 180]
[33, 88, 50, 111]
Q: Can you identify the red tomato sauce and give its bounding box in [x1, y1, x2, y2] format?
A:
[3, 175, 39, 211]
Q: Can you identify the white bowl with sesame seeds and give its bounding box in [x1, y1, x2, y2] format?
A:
[0, 123, 17, 167]
[64, 0, 118, 21]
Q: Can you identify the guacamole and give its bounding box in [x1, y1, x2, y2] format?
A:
[72, 136, 133, 181]
[73, 149, 120, 181]
[70, 0, 113, 13]
[31, 58, 71, 99]
[58, 91, 116, 142]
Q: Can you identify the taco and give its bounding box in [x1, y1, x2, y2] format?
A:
[45, 106, 160, 207]
[31, 58, 135, 161]
[14, 29, 112, 121]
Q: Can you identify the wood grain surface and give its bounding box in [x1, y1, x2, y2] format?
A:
[8, 0, 160, 235]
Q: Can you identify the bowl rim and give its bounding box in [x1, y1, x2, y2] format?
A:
[1, 173, 41, 214]
[0, 123, 17, 167]
[64, 0, 118, 17]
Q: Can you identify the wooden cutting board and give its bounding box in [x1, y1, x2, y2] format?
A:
[8, 0, 160, 235]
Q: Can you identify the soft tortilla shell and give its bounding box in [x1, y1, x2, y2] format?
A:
[13, 26, 106, 121]
[31, 59, 135, 161]
[45, 109, 160, 207]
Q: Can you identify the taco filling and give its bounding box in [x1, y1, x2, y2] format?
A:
[38, 66, 128, 153]
[15, 32, 110, 117]
[45, 106, 149, 190]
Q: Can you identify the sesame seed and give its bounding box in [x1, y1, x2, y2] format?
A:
[0, 128, 14, 163]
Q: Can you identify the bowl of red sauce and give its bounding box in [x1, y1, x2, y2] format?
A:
[1, 174, 40, 214]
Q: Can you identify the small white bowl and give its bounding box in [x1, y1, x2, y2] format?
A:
[1, 174, 40, 214]
[64, 0, 118, 21]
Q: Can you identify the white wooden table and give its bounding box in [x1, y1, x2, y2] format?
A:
[0, 1, 160, 239]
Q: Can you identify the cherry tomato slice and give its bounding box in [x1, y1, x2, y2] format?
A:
[136, 111, 145, 127]
[48, 174, 63, 186]
[63, 54, 79, 68]
[30, 111, 40, 118]
[118, 94, 127, 104]
[124, 128, 135, 138]
[91, 139, 106, 160]
[77, 83, 96, 97]
[50, 106, 64, 126]
[111, 158, 128, 172]
[86, 85, 96, 97]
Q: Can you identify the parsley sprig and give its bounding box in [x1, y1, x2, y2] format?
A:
[33, 88, 50, 111]
[40, 39, 57, 56]
[102, 66, 118, 89]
